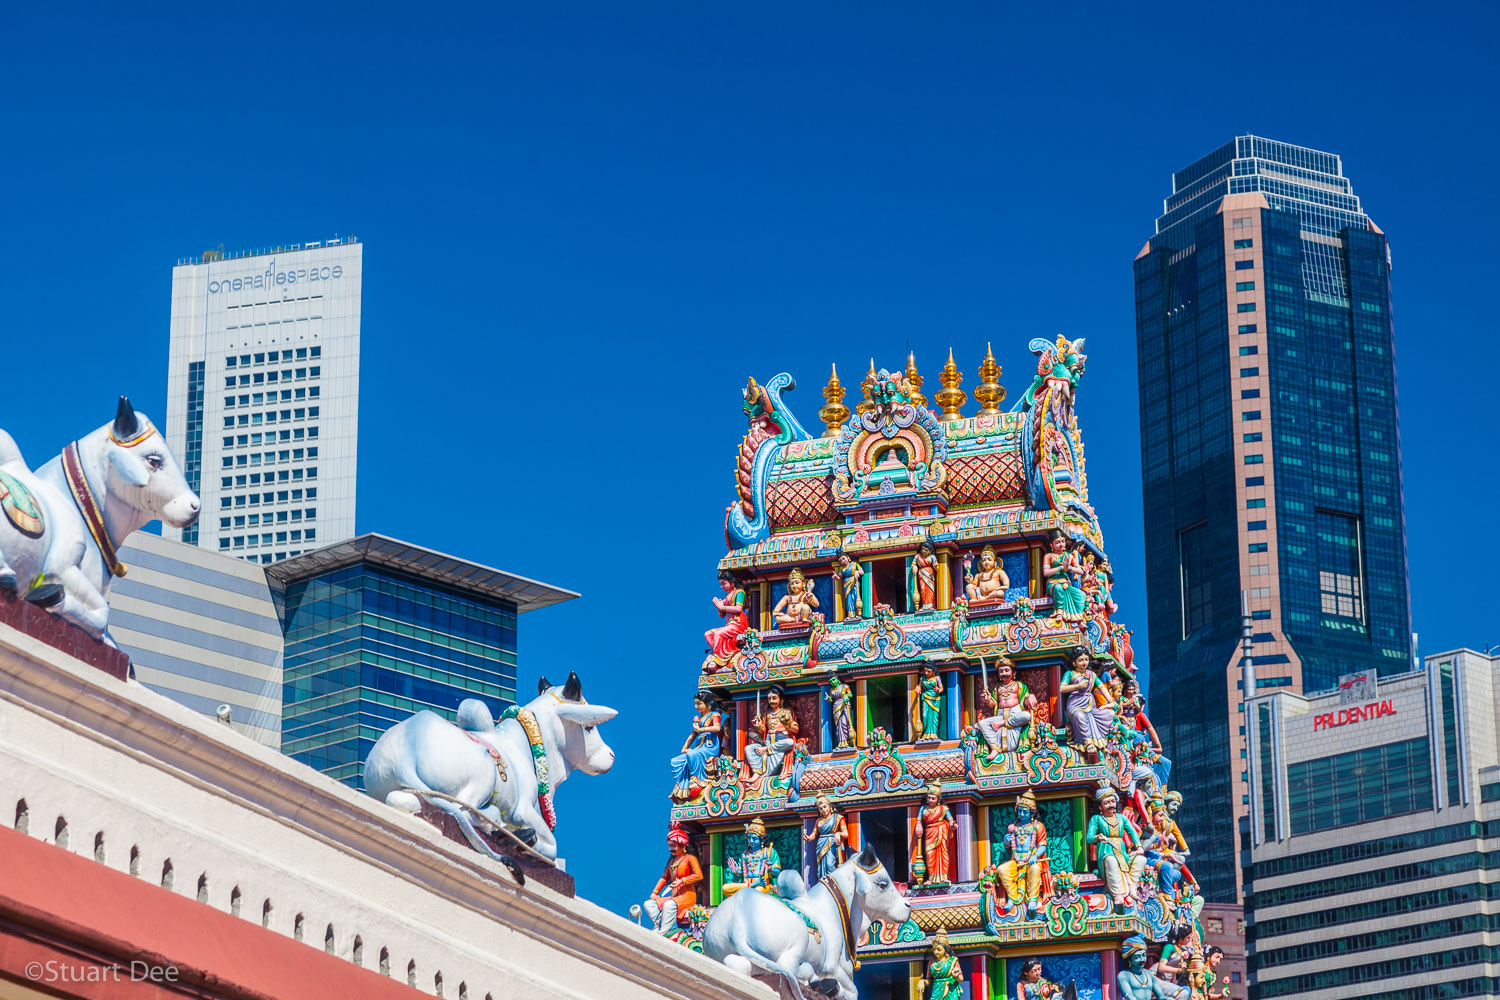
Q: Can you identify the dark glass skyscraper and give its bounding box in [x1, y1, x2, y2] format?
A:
[1134, 137, 1412, 901]
[268, 534, 576, 788]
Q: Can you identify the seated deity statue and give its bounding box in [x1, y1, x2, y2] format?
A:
[962, 545, 1010, 603]
[722, 817, 781, 896]
[772, 568, 819, 628]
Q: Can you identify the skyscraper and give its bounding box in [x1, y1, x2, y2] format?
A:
[1134, 137, 1412, 901]
[165, 238, 361, 565]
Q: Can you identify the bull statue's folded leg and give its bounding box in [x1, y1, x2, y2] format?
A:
[55, 561, 112, 643]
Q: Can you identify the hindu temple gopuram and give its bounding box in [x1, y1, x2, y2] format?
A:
[653, 338, 1223, 1000]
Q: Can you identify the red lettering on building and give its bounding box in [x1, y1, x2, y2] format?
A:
[1313, 699, 1396, 731]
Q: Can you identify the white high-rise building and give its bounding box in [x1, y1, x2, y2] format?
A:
[165, 238, 361, 564]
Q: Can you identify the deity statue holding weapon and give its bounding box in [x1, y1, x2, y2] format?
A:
[919, 927, 964, 1000]
[802, 793, 849, 879]
[976, 656, 1037, 754]
[910, 539, 940, 611]
[772, 567, 820, 628]
[962, 545, 1010, 603]
[723, 817, 782, 896]
[746, 683, 798, 776]
[998, 789, 1053, 918]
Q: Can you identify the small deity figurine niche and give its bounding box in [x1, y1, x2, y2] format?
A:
[910, 782, 956, 887]
[998, 790, 1053, 919]
[962, 545, 1010, 603]
[919, 927, 963, 1000]
[910, 540, 939, 611]
[912, 666, 944, 742]
[825, 671, 856, 750]
[802, 794, 849, 879]
[723, 817, 782, 896]
[703, 570, 749, 672]
[772, 568, 819, 628]
[834, 551, 864, 621]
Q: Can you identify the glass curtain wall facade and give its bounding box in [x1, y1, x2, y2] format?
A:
[277, 564, 519, 787]
[1135, 136, 1412, 902]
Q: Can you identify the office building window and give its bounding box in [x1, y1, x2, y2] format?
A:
[1237, 303, 1258, 313]
[1245, 454, 1264, 464]
[1238, 324, 1258, 333]
[1316, 511, 1365, 624]
[1248, 521, 1267, 531]
[1247, 499, 1266, 508]
[181, 361, 205, 544]
[1240, 346, 1259, 356]
[1236, 281, 1256, 291]
[1246, 476, 1265, 486]
[1288, 737, 1432, 834]
[1258, 704, 1276, 841]
[1439, 660, 1462, 806]
[1241, 367, 1260, 377]
[1242, 389, 1261, 399]
[1234, 239, 1253, 249]
[1243, 410, 1261, 421]
[1179, 523, 1211, 639]
[1244, 433, 1263, 443]
[1248, 542, 1268, 552]
[1235, 260, 1254, 270]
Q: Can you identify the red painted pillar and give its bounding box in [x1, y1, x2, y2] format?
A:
[1101, 947, 1118, 1000]
[736, 700, 749, 760]
[971, 955, 990, 1000]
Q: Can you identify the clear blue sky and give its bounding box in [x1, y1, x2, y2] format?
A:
[3, 4, 1495, 915]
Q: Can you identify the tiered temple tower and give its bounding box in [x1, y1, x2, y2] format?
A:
[665, 338, 1206, 1000]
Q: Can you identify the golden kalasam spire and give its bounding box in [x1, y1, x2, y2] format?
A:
[819, 364, 850, 437]
[904, 352, 928, 410]
[855, 358, 877, 416]
[973, 342, 1007, 416]
[934, 348, 967, 420]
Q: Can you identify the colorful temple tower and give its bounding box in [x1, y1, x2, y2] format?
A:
[661, 339, 1212, 1000]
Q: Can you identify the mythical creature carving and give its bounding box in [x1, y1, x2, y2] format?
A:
[726, 374, 815, 549]
[831, 368, 947, 503]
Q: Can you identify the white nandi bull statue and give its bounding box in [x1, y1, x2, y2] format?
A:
[364, 671, 616, 865]
[0, 397, 200, 644]
[703, 845, 911, 1000]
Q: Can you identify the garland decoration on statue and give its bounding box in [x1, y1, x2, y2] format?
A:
[499, 707, 555, 830]
[62, 442, 127, 578]
[822, 874, 860, 971]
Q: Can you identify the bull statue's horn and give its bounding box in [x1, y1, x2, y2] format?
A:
[562, 671, 583, 702]
[856, 845, 879, 870]
[114, 396, 139, 439]
[537, 676, 552, 696]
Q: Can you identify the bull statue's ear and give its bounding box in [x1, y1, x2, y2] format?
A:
[562, 671, 583, 702]
[537, 676, 552, 696]
[857, 845, 879, 870]
[552, 701, 617, 728]
[114, 396, 139, 439]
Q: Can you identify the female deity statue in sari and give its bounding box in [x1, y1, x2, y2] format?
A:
[910, 540, 939, 611]
[703, 570, 748, 671]
[915, 666, 945, 741]
[802, 794, 849, 879]
[670, 691, 724, 802]
[1060, 649, 1115, 752]
[1088, 784, 1147, 913]
[772, 567, 819, 628]
[910, 782, 956, 886]
[919, 928, 963, 1000]
[835, 552, 864, 620]
[826, 671, 856, 750]
[1042, 533, 1088, 622]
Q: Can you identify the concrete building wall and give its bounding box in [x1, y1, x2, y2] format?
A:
[110, 532, 282, 746]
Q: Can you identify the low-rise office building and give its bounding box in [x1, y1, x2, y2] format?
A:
[1244, 648, 1500, 1000]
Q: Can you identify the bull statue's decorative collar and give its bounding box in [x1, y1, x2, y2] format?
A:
[821, 873, 860, 971]
[62, 442, 126, 578]
[500, 706, 556, 831]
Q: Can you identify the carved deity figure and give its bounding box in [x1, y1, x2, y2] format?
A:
[914, 666, 945, 741]
[803, 793, 849, 879]
[704, 570, 748, 670]
[910, 540, 940, 611]
[1089, 784, 1147, 912]
[772, 568, 819, 628]
[1118, 937, 1184, 1000]
[963, 545, 1010, 603]
[746, 684, 799, 776]
[999, 790, 1053, 918]
[645, 823, 704, 936]
[1016, 959, 1068, 1000]
[919, 928, 964, 1000]
[1042, 534, 1088, 621]
[1060, 650, 1115, 752]
[835, 552, 864, 620]
[826, 672, 856, 750]
[911, 782, 956, 886]
[670, 691, 724, 802]
[977, 657, 1036, 753]
[723, 817, 781, 896]
[1141, 795, 1189, 901]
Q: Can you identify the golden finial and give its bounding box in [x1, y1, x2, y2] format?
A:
[904, 352, 927, 410]
[973, 342, 1006, 416]
[819, 364, 850, 437]
[855, 359, 877, 416]
[934, 348, 967, 420]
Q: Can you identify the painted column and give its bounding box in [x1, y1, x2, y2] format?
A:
[907, 805, 920, 883]
[937, 551, 952, 610]
[709, 832, 724, 905]
[990, 957, 1005, 1000]
[955, 800, 975, 882]
[856, 679, 869, 748]
[820, 690, 834, 753]
[907, 674, 919, 742]
[1029, 546, 1041, 598]
[759, 581, 771, 632]
[1072, 797, 1087, 874]
[802, 815, 817, 883]
[908, 961, 923, 1000]
[735, 699, 750, 760]
[971, 956, 989, 1000]
[1101, 949, 1118, 1000]
[833, 571, 845, 623]
[847, 811, 863, 853]
[859, 560, 873, 618]
[944, 669, 961, 739]
[962, 674, 975, 730]
[976, 804, 992, 871]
